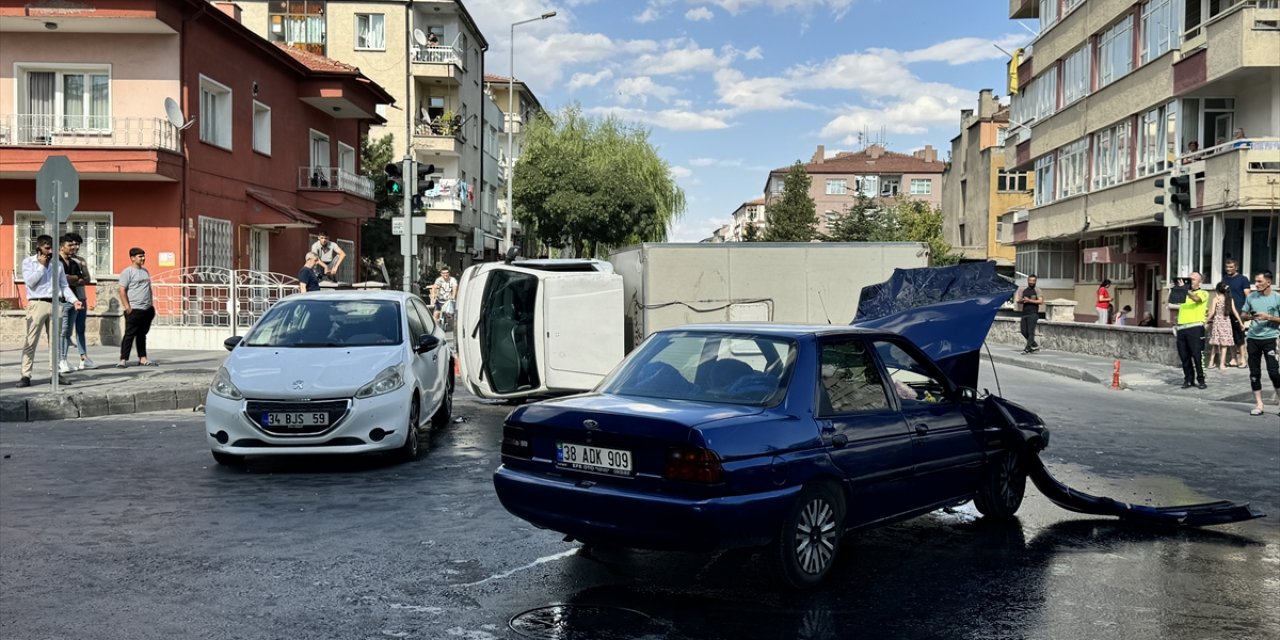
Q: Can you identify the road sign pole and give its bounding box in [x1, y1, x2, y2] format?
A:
[35, 156, 79, 392]
[400, 155, 415, 292]
[49, 181, 62, 393]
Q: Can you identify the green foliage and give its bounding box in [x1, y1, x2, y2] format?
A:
[360, 133, 402, 283]
[741, 222, 761, 242]
[762, 162, 817, 242]
[513, 105, 685, 257]
[826, 194, 961, 265]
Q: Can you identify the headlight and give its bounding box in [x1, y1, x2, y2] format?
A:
[355, 364, 405, 399]
[210, 367, 243, 400]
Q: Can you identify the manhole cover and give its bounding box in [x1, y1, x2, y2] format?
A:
[509, 604, 655, 640]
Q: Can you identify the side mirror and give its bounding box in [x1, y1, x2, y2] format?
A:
[417, 333, 441, 353]
[224, 336, 243, 351]
[958, 387, 978, 402]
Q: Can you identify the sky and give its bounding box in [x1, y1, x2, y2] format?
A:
[461, 0, 1036, 242]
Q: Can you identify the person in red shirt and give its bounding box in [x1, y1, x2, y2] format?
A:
[1096, 278, 1112, 324]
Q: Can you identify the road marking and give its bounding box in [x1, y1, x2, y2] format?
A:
[455, 548, 578, 587]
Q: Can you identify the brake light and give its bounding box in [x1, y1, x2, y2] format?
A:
[501, 425, 532, 458]
[663, 446, 723, 483]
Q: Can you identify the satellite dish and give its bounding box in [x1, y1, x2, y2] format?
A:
[164, 97, 195, 130]
[413, 29, 427, 46]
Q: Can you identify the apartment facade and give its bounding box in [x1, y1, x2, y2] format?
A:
[0, 0, 388, 308]
[765, 144, 946, 237]
[1006, 0, 1278, 323]
[485, 73, 546, 247]
[237, 0, 503, 271]
[942, 90, 1033, 266]
[728, 197, 767, 241]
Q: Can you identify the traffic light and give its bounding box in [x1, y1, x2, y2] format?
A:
[385, 162, 404, 197]
[1153, 174, 1191, 227]
[416, 162, 436, 195]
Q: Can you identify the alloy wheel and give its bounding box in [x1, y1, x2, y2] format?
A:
[793, 497, 838, 575]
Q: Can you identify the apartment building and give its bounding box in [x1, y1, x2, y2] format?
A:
[0, 0, 389, 307]
[942, 90, 1034, 266]
[485, 73, 546, 247]
[1006, 0, 1278, 323]
[765, 144, 946, 237]
[237, 0, 504, 271]
[727, 197, 767, 241]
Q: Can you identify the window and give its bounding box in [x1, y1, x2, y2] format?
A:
[252, 101, 271, 155]
[309, 129, 330, 171]
[13, 211, 113, 277]
[1040, 0, 1059, 29]
[871, 341, 950, 407]
[1034, 155, 1056, 206]
[995, 127, 1009, 147]
[17, 65, 111, 141]
[603, 332, 795, 406]
[857, 176, 880, 197]
[825, 179, 847, 195]
[1081, 235, 1135, 282]
[336, 239, 356, 283]
[1061, 46, 1092, 106]
[268, 0, 326, 55]
[1058, 138, 1089, 199]
[1031, 66, 1058, 121]
[199, 75, 232, 149]
[880, 178, 900, 197]
[1188, 216, 1214, 279]
[1065, 0, 1086, 11]
[818, 340, 890, 415]
[910, 178, 932, 195]
[769, 178, 784, 195]
[1092, 120, 1132, 189]
[1098, 16, 1134, 88]
[338, 142, 355, 174]
[997, 169, 1029, 192]
[199, 216, 232, 269]
[1137, 102, 1177, 176]
[1141, 0, 1178, 64]
[1016, 241, 1077, 279]
[355, 14, 385, 50]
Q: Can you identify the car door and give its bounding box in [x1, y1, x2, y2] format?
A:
[869, 338, 984, 508]
[815, 337, 916, 527]
[405, 299, 442, 414]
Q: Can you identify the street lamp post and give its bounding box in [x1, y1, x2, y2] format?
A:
[504, 10, 556, 255]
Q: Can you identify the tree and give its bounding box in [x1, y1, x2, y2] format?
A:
[741, 222, 761, 242]
[513, 105, 685, 257]
[825, 193, 881, 242]
[763, 162, 817, 242]
[359, 133, 402, 283]
[892, 198, 962, 265]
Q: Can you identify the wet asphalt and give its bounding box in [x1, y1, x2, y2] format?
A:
[1, 364, 1277, 640]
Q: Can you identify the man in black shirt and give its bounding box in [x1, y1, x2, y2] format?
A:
[1019, 274, 1044, 354]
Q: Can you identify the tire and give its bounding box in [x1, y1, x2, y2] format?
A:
[775, 482, 845, 589]
[211, 451, 244, 467]
[431, 363, 454, 429]
[397, 397, 421, 463]
[973, 450, 1027, 519]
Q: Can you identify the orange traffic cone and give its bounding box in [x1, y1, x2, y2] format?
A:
[454, 358, 461, 377]
[1110, 359, 1121, 390]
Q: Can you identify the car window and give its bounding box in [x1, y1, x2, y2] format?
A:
[818, 339, 890, 416]
[410, 298, 437, 335]
[870, 340, 950, 407]
[601, 332, 794, 406]
[243, 299, 402, 347]
[406, 299, 427, 340]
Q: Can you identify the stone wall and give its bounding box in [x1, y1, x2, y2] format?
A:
[990, 316, 1180, 366]
[1, 310, 122, 347]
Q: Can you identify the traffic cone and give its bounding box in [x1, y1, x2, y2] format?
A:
[1111, 359, 1121, 390]
[454, 358, 461, 377]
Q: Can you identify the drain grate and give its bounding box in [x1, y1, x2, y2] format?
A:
[509, 604, 656, 640]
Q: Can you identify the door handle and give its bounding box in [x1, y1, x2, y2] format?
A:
[914, 423, 929, 435]
[831, 434, 848, 449]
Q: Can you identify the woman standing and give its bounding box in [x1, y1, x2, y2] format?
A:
[1206, 281, 1241, 370]
[1096, 279, 1112, 324]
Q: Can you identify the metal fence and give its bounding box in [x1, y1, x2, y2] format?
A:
[150, 267, 298, 332]
[0, 114, 179, 152]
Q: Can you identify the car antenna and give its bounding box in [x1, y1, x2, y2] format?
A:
[983, 341, 1003, 397]
[817, 290, 832, 325]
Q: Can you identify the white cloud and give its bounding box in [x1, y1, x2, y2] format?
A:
[693, 0, 856, 19]
[584, 106, 733, 131]
[686, 7, 715, 20]
[615, 76, 681, 105]
[635, 44, 730, 75]
[669, 165, 694, 179]
[568, 69, 614, 90]
[668, 215, 729, 242]
[689, 157, 720, 167]
[713, 68, 811, 111]
[635, 0, 677, 23]
[901, 34, 1028, 65]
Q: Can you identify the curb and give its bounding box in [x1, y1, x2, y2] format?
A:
[986, 352, 1104, 384]
[0, 383, 209, 422]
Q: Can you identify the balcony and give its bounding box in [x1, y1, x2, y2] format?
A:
[1176, 2, 1280, 92]
[1009, 0, 1036, 19]
[297, 167, 375, 201]
[413, 122, 465, 155]
[0, 114, 178, 151]
[411, 45, 465, 82]
[1179, 138, 1280, 212]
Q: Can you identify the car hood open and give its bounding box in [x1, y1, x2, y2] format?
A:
[227, 346, 403, 398]
[852, 261, 1016, 389]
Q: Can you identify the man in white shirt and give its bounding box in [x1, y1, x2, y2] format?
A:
[19, 234, 83, 387]
[310, 231, 346, 282]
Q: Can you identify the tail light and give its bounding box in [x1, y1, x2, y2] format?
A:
[501, 425, 532, 458]
[663, 446, 723, 483]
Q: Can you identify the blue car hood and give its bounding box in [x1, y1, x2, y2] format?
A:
[852, 261, 1016, 389]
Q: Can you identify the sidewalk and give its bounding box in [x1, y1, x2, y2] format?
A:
[984, 344, 1263, 405]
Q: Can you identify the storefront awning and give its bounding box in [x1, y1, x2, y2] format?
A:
[246, 188, 321, 229]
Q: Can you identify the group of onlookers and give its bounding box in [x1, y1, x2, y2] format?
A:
[18, 236, 155, 387]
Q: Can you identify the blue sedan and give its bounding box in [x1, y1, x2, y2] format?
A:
[493, 324, 1048, 588]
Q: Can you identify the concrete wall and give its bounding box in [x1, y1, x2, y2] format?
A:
[989, 315, 1181, 366]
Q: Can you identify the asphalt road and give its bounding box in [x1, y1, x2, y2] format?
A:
[1, 365, 1277, 640]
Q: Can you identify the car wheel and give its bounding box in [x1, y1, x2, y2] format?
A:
[775, 482, 845, 589]
[211, 451, 244, 467]
[431, 365, 454, 429]
[397, 397, 421, 462]
[974, 450, 1026, 519]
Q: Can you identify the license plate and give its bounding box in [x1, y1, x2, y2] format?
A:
[556, 442, 633, 476]
[263, 411, 330, 427]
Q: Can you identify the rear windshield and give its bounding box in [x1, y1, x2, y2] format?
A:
[478, 269, 540, 394]
[244, 299, 402, 347]
[600, 331, 795, 406]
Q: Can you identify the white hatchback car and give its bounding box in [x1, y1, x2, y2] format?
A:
[205, 291, 454, 466]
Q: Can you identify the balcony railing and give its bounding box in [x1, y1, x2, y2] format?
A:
[411, 45, 463, 67]
[298, 167, 375, 200]
[1176, 137, 1280, 166]
[0, 114, 179, 151]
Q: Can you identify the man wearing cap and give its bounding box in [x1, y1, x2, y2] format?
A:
[117, 247, 157, 368]
[1174, 271, 1208, 389]
[18, 234, 83, 387]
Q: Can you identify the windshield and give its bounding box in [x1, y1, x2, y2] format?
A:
[243, 299, 403, 348]
[600, 331, 796, 406]
[479, 269, 540, 394]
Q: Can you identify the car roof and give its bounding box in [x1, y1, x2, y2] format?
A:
[291, 290, 419, 303]
[658, 323, 885, 338]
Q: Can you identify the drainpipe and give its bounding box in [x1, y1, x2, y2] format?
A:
[479, 43, 487, 262]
